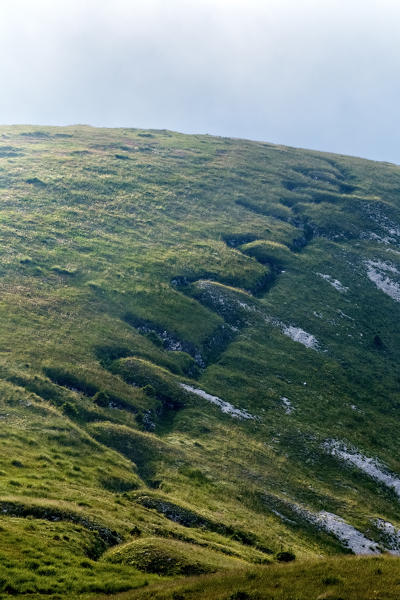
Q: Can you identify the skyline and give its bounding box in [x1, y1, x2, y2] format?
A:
[1, 0, 399, 163]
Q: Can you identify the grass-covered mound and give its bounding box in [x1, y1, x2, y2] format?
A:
[239, 239, 294, 269]
[0, 517, 152, 597]
[104, 536, 246, 575]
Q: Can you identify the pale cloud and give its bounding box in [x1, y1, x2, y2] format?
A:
[0, 0, 400, 162]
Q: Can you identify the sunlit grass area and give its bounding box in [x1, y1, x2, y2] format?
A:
[103, 555, 400, 600]
[1, 125, 400, 596]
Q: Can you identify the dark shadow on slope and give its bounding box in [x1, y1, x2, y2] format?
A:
[133, 494, 273, 554]
[235, 198, 293, 223]
[291, 166, 357, 195]
[0, 146, 23, 157]
[88, 422, 180, 486]
[0, 500, 121, 555]
[124, 311, 236, 369]
[96, 343, 201, 379]
[232, 203, 312, 252]
[42, 366, 139, 417]
[19, 130, 51, 139]
[108, 356, 189, 435]
[124, 313, 204, 366]
[222, 233, 259, 248]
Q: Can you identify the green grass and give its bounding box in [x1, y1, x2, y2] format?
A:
[1, 125, 400, 596]
[99, 554, 400, 599]
[104, 536, 249, 575]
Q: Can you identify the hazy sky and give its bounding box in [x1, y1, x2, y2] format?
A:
[1, 0, 399, 163]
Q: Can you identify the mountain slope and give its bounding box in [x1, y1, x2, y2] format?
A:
[1, 125, 400, 597]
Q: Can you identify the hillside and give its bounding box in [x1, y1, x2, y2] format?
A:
[1, 125, 400, 598]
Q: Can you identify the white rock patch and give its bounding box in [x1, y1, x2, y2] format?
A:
[337, 309, 354, 321]
[367, 259, 399, 275]
[290, 504, 380, 554]
[237, 300, 257, 312]
[317, 272, 349, 293]
[315, 512, 380, 554]
[361, 231, 397, 245]
[365, 259, 400, 302]
[385, 226, 400, 237]
[195, 280, 320, 350]
[196, 280, 321, 351]
[196, 281, 256, 313]
[365, 206, 400, 242]
[281, 325, 320, 349]
[281, 396, 294, 414]
[271, 508, 296, 524]
[374, 519, 400, 555]
[323, 439, 400, 498]
[179, 384, 255, 420]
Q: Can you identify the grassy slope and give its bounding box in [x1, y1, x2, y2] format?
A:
[103, 555, 400, 600]
[0, 126, 400, 597]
